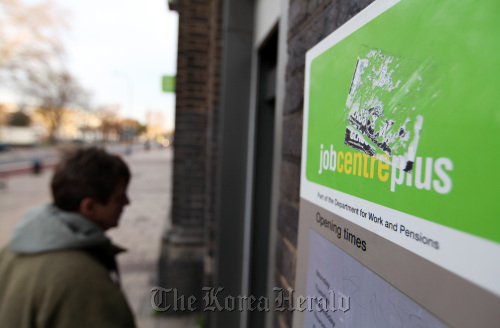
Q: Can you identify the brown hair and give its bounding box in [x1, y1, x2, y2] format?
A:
[51, 147, 131, 212]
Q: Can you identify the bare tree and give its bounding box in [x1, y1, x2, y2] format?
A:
[0, 0, 68, 83]
[0, 0, 94, 143]
[24, 70, 89, 143]
[96, 105, 122, 142]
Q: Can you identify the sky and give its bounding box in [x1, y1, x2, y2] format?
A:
[53, 0, 178, 130]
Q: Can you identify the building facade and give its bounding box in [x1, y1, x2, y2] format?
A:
[163, 1, 374, 327]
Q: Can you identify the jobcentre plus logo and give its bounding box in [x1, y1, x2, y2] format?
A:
[318, 144, 453, 194]
[315, 48, 454, 194]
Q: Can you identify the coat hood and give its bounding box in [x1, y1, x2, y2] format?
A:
[9, 204, 113, 254]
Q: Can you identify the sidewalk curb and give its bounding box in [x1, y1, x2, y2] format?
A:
[0, 161, 58, 178]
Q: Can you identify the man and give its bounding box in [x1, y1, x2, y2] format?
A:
[0, 147, 136, 327]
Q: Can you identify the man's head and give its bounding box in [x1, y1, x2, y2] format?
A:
[51, 147, 131, 230]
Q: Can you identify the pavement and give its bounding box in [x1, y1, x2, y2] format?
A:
[0, 146, 199, 328]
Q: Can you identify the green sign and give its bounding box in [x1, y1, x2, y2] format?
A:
[294, 2, 500, 327]
[305, 0, 500, 244]
[162, 75, 176, 92]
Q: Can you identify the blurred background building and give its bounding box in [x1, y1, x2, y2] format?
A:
[0, 102, 161, 145]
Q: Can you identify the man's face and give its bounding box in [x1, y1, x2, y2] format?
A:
[93, 179, 130, 230]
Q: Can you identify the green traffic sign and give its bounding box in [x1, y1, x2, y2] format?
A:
[162, 75, 176, 92]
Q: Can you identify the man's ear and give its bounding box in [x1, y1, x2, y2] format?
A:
[79, 197, 96, 219]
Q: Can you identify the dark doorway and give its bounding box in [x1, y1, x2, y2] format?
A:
[248, 29, 278, 328]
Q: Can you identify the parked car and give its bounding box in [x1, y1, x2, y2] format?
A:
[0, 143, 12, 152]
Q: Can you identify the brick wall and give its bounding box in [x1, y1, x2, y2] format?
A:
[204, 0, 222, 260]
[275, 1, 375, 327]
[170, 0, 221, 228]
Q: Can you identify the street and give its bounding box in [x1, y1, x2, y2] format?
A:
[0, 143, 152, 176]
